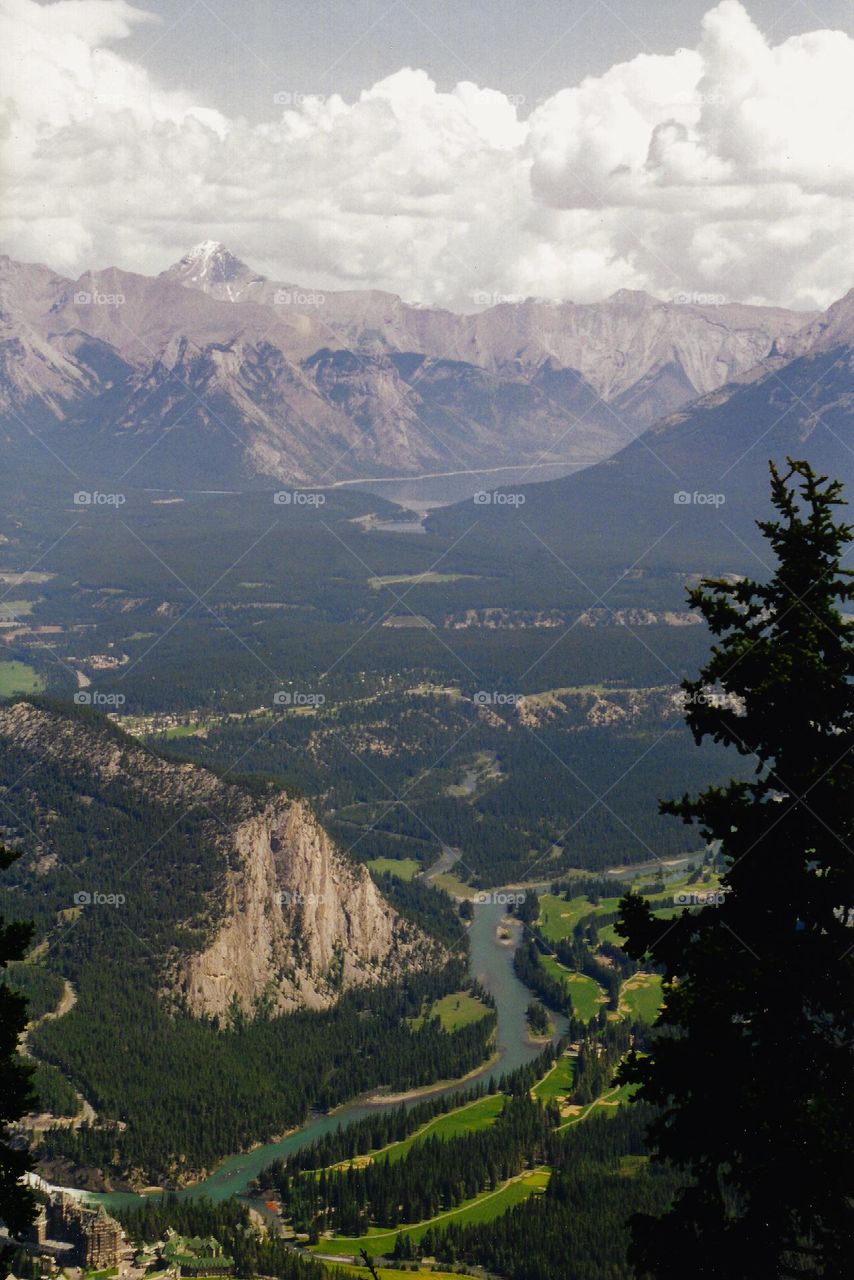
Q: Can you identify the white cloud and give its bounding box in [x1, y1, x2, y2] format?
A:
[0, 0, 852, 308]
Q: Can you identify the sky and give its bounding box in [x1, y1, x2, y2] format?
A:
[1, 0, 853, 309]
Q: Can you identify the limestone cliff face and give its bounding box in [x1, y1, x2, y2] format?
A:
[179, 796, 431, 1017]
[0, 700, 438, 1020]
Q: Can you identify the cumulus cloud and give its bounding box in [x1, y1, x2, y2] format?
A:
[0, 0, 852, 308]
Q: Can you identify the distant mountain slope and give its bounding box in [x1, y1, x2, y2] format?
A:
[0, 245, 812, 487]
[162, 245, 810, 413]
[0, 699, 435, 1017]
[429, 291, 854, 574]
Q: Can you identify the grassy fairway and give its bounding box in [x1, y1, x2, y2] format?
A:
[430, 870, 473, 897]
[619, 972, 664, 1023]
[556, 1082, 637, 1131]
[367, 1094, 505, 1166]
[409, 991, 492, 1032]
[157, 723, 205, 739]
[538, 872, 722, 947]
[0, 660, 43, 695]
[366, 856, 421, 882]
[540, 955, 605, 1021]
[533, 1054, 574, 1103]
[313, 1168, 550, 1257]
[537, 892, 622, 942]
[599, 906, 679, 946]
[0, 599, 37, 622]
[328, 1095, 505, 1170]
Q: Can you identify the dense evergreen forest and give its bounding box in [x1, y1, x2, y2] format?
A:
[418, 1106, 683, 1280]
[252, 1020, 649, 1252]
[33, 964, 495, 1182]
[114, 1108, 680, 1280]
[270, 1093, 561, 1234]
[0, 702, 500, 1183]
[153, 689, 738, 880]
[367, 871, 463, 947]
[5, 963, 66, 1021]
[256, 1047, 555, 1179]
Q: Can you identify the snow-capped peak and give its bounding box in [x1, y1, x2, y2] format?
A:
[162, 242, 260, 296]
[177, 241, 245, 276]
[184, 240, 230, 263]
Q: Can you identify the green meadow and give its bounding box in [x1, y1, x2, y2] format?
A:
[0, 659, 43, 696]
[619, 973, 664, 1023]
[313, 1168, 550, 1257]
[366, 856, 421, 881]
[409, 991, 492, 1032]
[532, 1054, 574, 1104]
[540, 955, 605, 1021]
[375, 1094, 506, 1166]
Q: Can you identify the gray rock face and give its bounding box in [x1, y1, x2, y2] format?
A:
[160, 244, 813, 410]
[0, 246, 817, 485]
[180, 796, 434, 1017]
[0, 700, 437, 1018]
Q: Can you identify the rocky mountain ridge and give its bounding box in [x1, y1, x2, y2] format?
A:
[429, 283, 854, 570]
[0, 700, 435, 1017]
[160, 243, 810, 402]
[0, 244, 816, 487]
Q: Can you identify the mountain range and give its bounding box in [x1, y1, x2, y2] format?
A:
[430, 288, 854, 570]
[0, 241, 816, 488]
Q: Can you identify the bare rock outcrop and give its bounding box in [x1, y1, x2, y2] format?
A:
[0, 699, 438, 1020]
[179, 796, 434, 1017]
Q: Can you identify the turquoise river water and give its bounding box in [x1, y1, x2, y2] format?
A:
[84, 896, 565, 1210]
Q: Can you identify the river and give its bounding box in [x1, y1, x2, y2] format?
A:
[332, 460, 588, 509]
[85, 896, 563, 1210]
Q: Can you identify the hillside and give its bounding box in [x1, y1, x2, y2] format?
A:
[429, 288, 854, 572]
[0, 700, 498, 1186]
[0, 698, 436, 1015]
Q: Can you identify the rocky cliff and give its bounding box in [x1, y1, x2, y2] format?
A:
[180, 795, 432, 1017]
[0, 700, 437, 1018]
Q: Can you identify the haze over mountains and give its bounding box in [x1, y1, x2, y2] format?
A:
[432, 288, 854, 569]
[0, 242, 818, 490]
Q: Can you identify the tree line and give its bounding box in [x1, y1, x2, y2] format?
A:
[268, 1093, 561, 1236]
[255, 1045, 555, 1180]
[34, 964, 497, 1184]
